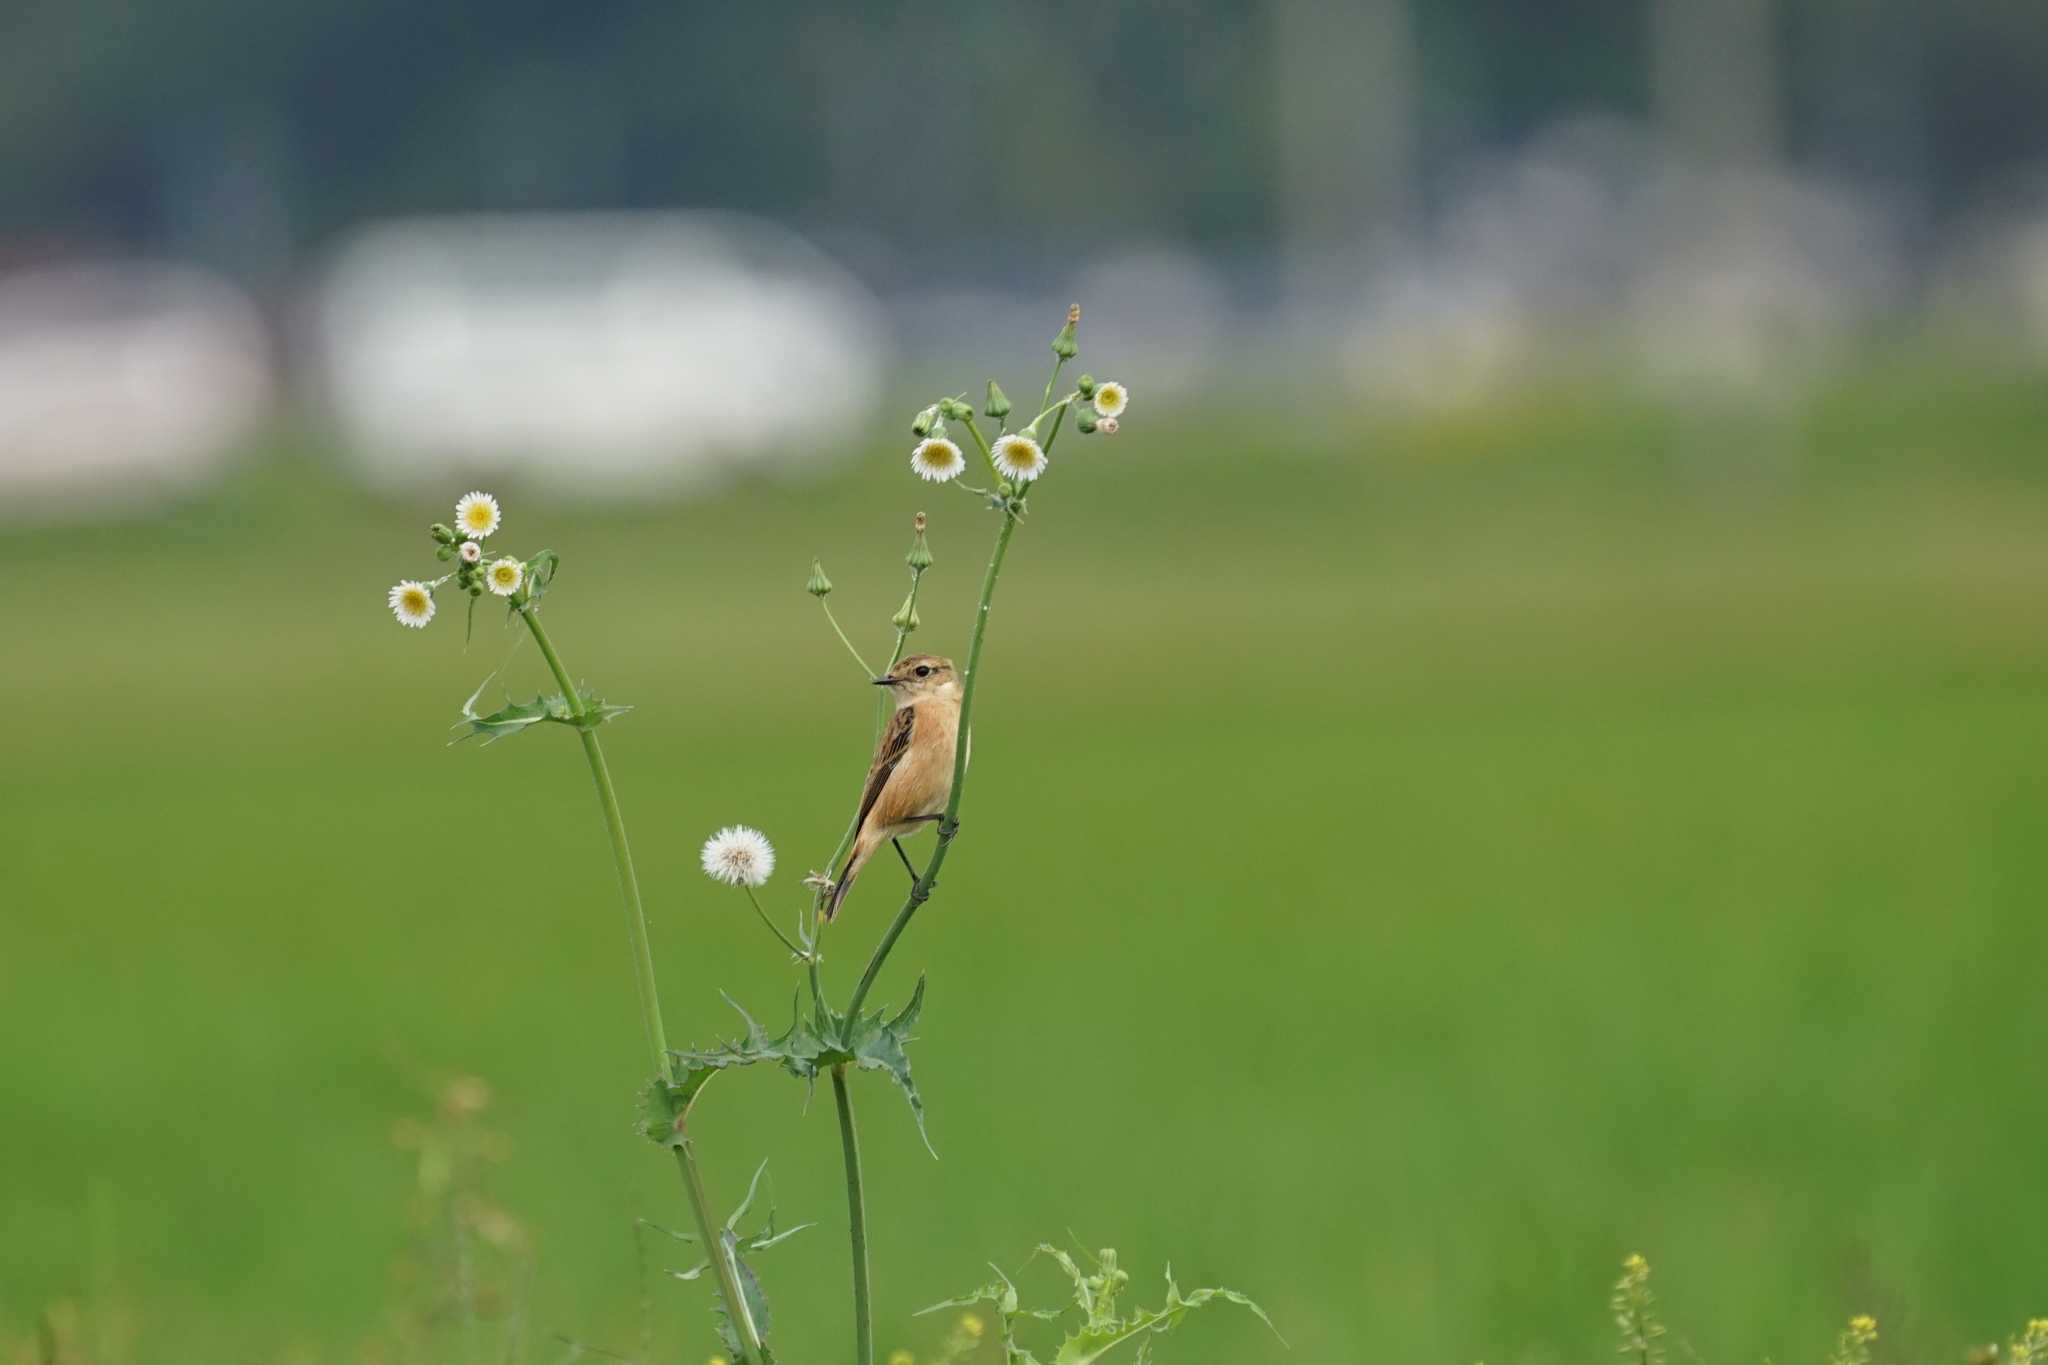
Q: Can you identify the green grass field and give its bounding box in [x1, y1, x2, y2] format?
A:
[5, 362, 2047, 1364]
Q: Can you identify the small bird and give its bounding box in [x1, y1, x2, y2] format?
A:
[825, 653, 964, 921]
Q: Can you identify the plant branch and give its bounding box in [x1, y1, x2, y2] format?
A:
[819, 599, 875, 679]
[846, 503, 1018, 1018]
[515, 603, 768, 1365]
[832, 1066, 873, 1365]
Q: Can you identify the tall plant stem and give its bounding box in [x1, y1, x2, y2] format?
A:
[516, 602, 768, 1365]
[848, 505, 1017, 1014]
[831, 1066, 873, 1365]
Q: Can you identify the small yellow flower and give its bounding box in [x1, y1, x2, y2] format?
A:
[486, 557, 524, 596]
[910, 437, 966, 483]
[1849, 1317, 1878, 1341]
[388, 580, 436, 628]
[958, 1313, 984, 1339]
[455, 490, 502, 539]
[888, 1352, 915, 1365]
[991, 433, 1047, 483]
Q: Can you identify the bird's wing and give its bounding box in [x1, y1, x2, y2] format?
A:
[852, 705, 917, 835]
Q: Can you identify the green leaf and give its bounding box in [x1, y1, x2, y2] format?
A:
[656, 984, 935, 1152]
[523, 549, 561, 605]
[930, 1250, 1279, 1365]
[452, 682, 631, 745]
[840, 975, 935, 1155]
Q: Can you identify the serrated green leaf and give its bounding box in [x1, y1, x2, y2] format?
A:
[452, 676, 632, 746]
[934, 1250, 1279, 1365]
[727, 1159, 769, 1235]
[659, 985, 934, 1151]
[635, 1075, 689, 1149]
[841, 975, 935, 1155]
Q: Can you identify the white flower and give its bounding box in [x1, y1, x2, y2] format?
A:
[485, 557, 524, 596]
[458, 540, 483, 564]
[1097, 416, 1119, 435]
[701, 825, 776, 888]
[1090, 380, 1128, 418]
[455, 491, 502, 539]
[388, 580, 436, 628]
[909, 437, 966, 483]
[991, 433, 1047, 483]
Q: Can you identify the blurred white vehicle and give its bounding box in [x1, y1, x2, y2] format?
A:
[0, 263, 271, 514]
[313, 212, 888, 490]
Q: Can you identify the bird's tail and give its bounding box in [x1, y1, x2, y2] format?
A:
[826, 837, 872, 921]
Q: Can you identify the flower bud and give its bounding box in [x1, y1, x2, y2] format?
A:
[1098, 416, 1119, 435]
[806, 558, 834, 598]
[910, 404, 940, 437]
[436, 545, 455, 561]
[938, 396, 973, 422]
[468, 584, 483, 597]
[1051, 303, 1080, 359]
[984, 380, 1011, 419]
[906, 517, 934, 572]
[1075, 410, 1098, 434]
[1075, 373, 1096, 398]
[429, 522, 457, 545]
[892, 592, 920, 632]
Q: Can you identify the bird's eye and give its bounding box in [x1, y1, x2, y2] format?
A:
[915, 665, 932, 678]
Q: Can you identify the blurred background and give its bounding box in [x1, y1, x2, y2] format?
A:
[4, 1, 2048, 1361]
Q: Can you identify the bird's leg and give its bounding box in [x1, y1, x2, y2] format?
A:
[890, 838, 919, 884]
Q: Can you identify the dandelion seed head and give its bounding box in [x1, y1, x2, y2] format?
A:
[701, 825, 776, 888]
[486, 557, 524, 596]
[455, 491, 502, 539]
[991, 433, 1047, 483]
[1091, 380, 1128, 418]
[388, 580, 436, 628]
[910, 437, 966, 483]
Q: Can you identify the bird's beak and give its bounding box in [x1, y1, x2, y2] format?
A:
[870, 676, 896, 686]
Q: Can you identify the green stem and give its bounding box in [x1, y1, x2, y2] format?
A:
[743, 885, 813, 961]
[958, 413, 1001, 481]
[847, 504, 1018, 1018]
[520, 604, 669, 1067]
[516, 602, 767, 1365]
[673, 1142, 767, 1360]
[831, 1066, 873, 1365]
[820, 599, 875, 679]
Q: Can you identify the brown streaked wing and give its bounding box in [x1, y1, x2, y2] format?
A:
[852, 705, 916, 836]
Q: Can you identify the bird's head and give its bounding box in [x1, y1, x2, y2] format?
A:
[873, 653, 959, 701]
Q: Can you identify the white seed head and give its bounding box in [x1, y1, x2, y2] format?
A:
[701, 825, 776, 888]
[455, 491, 502, 539]
[388, 580, 436, 628]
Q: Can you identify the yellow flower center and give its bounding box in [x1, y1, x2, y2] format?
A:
[492, 565, 517, 586]
[464, 506, 492, 530]
[401, 588, 429, 614]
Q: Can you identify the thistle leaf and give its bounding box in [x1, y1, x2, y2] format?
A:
[453, 684, 631, 745]
[929, 1250, 1278, 1365]
[655, 983, 935, 1152]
